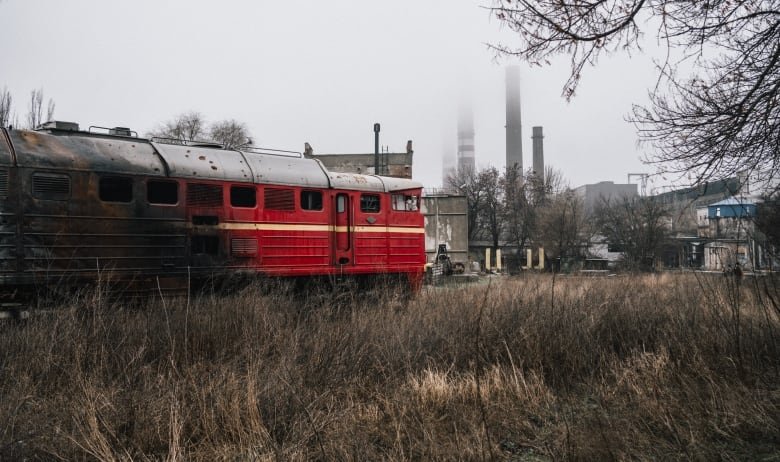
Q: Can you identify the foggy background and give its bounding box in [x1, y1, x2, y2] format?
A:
[0, 0, 663, 190]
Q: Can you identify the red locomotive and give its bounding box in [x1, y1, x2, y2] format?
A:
[0, 122, 425, 301]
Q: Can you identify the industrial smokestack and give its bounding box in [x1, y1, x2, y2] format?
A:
[532, 126, 544, 183]
[505, 66, 522, 173]
[457, 99, 475, 175]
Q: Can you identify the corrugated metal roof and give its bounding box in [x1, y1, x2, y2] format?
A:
[709, 196, 756, 206]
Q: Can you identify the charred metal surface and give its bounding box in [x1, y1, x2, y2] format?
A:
[0, 128, 15, 166]
[10, 130, 167, 175]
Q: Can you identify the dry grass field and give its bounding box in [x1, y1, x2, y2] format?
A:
[1, 273, 779, 461]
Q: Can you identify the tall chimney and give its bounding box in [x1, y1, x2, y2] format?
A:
[457, 99, 475, 175]
[532, 126, 544, 183]
[505, 66, 523, 173]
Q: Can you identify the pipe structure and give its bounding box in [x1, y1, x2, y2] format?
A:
[373, 123, 380, 175]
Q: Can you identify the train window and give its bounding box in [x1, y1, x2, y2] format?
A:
[230, 186, 256, 208]
[392, 194, 418, 211]
[32, 172, 71, 201]
[192, 236, 219, 255]
[99, 176, 133, 203]
[147, 180, 178, 205]
[301, 190, 323, 210]
[187, 183, 223, 207]
[265, 188, 295, 211]
[360, 194, 381, 213]
[336, 194, 346, 213]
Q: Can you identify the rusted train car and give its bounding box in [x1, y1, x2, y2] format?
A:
[0, 122, 425, 301]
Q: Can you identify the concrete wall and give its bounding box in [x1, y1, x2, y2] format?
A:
[312, 152, 413, 179]
[421, 194, 468, 264]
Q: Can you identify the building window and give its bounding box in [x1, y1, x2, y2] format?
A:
[392, 194, 418, 211]
[147, 180, 178, 205]
[301, 190, 323, 210]
[231, 186, 256, 208]
[360, 194, 380, 213]
[32, 172, 70, 200]
[100, 176, 133, 203]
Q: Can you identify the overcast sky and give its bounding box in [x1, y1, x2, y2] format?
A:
[0, 0, 667, 191]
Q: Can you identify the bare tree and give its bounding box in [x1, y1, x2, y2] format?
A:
[25, 88, 55, 129]
[0, 86, 11, 127]
[209, 119, 251, 149]
[447, 167, 487, 241]
[756, 194, 780, 251]
[479, 167, 504, 248]
[149, 112, 253, 149]
[489, 1, 780, 192]
[503, 165, 567, 255]
[594, 196, 671, 271]
[149, 111, 207, 142]
[448, 166, 506, 245]
[536, 189, 588, 267]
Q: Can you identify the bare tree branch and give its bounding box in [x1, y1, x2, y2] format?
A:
[489, 0, 780, 192]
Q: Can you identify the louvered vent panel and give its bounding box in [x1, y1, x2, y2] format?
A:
[0, 170, 7, 197]
[187, 183, 223, 207]
[264, 188, 295, 211]
[32, 173, 70, 199]
[231, 238, 258, 257]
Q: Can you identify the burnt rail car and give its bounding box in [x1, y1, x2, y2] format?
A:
[0, 122, 425, 306]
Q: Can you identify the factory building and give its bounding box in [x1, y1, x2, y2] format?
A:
[575, 181, 638, 214]
[306, 141, 414, 179]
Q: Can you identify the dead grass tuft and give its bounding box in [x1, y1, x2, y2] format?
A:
[0, 273, 778, 460]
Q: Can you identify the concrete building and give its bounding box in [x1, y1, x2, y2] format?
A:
[505, 66, 523, 172]
[575, 181, 638, 213]
[421, 191, 469, 265]
[697, 196, 770, 271]
[309, 141, 414, 179]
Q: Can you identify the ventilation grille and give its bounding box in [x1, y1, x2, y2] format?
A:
[265, 188, 295, 211]
[0, 170, 7, 197]
[187, 183, 223, 207]
[231, 238, 258, 257]
[32, 172, 70, 200]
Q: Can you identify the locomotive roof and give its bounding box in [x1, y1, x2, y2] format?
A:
[0, 126, 423, 192]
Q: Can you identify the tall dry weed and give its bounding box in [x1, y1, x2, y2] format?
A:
[0, 273, 777, 460]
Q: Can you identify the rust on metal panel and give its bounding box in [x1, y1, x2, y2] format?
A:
[375, 176, 423, 193]
[328, 172, 385, 192]
[152, 142, 254, 182]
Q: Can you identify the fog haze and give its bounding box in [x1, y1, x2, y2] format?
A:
[0, 0, 662, 189]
